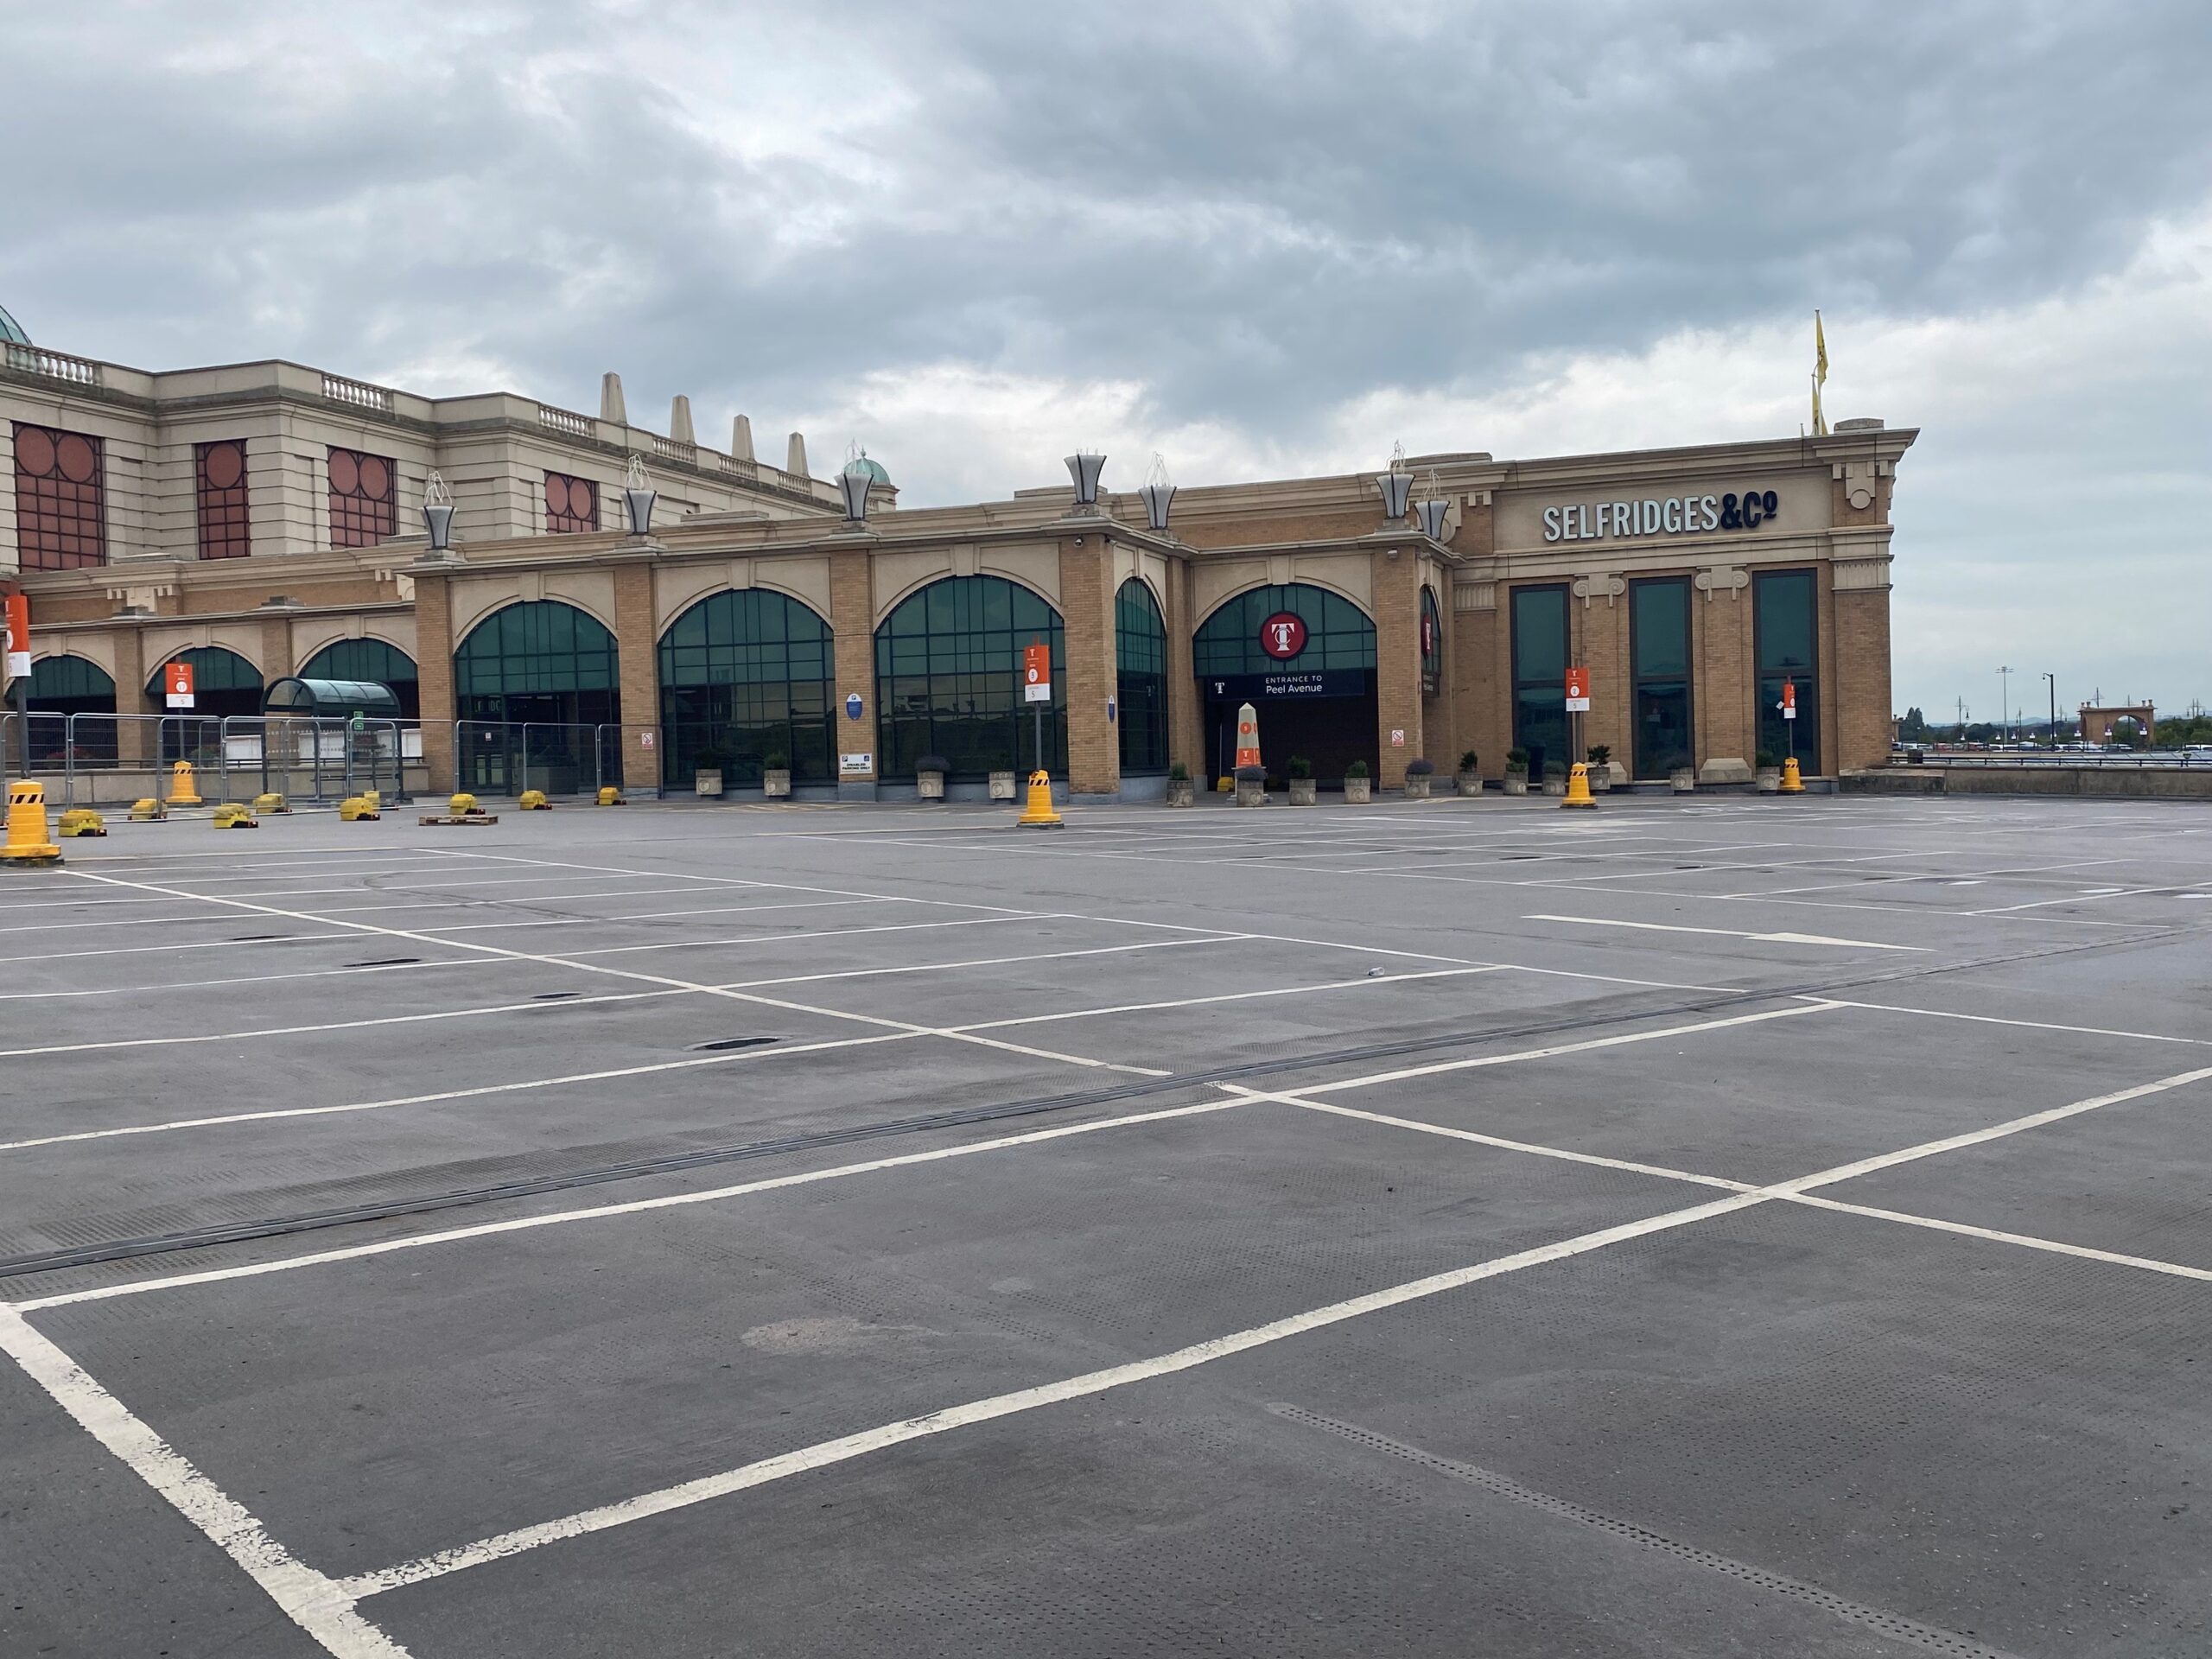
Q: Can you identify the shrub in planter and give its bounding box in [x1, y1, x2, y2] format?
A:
[1403, 756, 1434, 799]
[1233, 763, 1268, 807]
[1343, 758, 1371, 804]
[1541, 760, 1569, 797]
[1755, 748, 1782, 793]
[1286, 755, 1316, 806]
[1165, 760, 1195, 807]
[1584, 744, 1612, 791]
[693, 748, 729, 798]
[1503, 747, 1530, 797]
[762, 750, 792, 798]
[915, 753, 950, 800]
[1455, 751, 1482, 797]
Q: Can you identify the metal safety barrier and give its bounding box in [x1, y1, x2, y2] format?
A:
[0, 711, 418, 807]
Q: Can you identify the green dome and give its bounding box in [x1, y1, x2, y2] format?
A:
[843, 454, 890, 484]
[0, 303, 28, 347]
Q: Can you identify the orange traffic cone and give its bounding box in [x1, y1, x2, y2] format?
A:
[1016, 770, 1064, 828]
[3, 780, 63, 866]
[1560, 762, 1599, 810]
[166, 760, 203, 807]
[1778, 757, 1805, 794]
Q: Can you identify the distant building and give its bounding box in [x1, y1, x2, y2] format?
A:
[3, 327, 1913, 796]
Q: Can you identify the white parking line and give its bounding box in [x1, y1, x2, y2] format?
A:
[0, 1307, 413, 1658]
[1523, 915, 1927, 951]
[324, 1056, 2212, 1597]
[0, 1030, 922, 1157]
[1804, 997, 2212, 1048]
[14, 1097, 1253, 1313]
[54, 871, 1163, 1085]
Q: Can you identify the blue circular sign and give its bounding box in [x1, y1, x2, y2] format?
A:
[845, 692, 863, 721]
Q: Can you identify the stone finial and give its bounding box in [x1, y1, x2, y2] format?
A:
[786, 432, 809, 478]
[669, 395, 695, 445]
[730, 415, 754, 462]
[599, 372, 627, 424]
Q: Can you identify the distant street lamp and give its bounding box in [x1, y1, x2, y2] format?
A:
[1998, 665, 2013, 745]
[2043, 671, 2057, 750]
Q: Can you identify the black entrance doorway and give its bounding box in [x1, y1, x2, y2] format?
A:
[1192, 583, 1377, 786]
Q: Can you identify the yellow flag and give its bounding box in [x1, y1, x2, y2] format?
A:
[1812, 311, 1829, 435]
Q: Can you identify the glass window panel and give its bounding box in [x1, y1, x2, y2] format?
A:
[1190, 582, 1376, 677]
[1630, 579, 1690, 679]
[1754, 569, 1821, 774]
[1510, 586, 1569, 687]
[872, 575, 1065, 781]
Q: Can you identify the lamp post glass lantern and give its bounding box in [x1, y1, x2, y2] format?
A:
[623, 454, 656, 537]
[422, 470, 455, 552]
[1139, 453, 1174, 532]
[1065, 450, 1106, 507]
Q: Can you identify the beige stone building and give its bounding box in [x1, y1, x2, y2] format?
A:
[2, 321, 1914, 800]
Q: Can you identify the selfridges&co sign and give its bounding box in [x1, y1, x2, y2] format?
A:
[1542, 487, 1781, 543]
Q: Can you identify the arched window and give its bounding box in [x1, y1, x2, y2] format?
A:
[658, 589, 836, 788]
[144, 646, 261, 763]
[874, 575, 1065, 782]
[25, 655, 117, 765]
[298, 639, 419, 718]
[1193, 583, 1377, 784]
[1116, 577, 1169, 775]
[1420, 585, 1444, 696]
[452, 601, 620, 794]
[1192, 583, 1376, 677]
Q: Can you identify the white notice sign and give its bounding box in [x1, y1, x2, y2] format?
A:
[839, 753, 874, 776]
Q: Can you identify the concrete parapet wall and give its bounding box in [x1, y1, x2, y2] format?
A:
[1845, 766, 2212, 800]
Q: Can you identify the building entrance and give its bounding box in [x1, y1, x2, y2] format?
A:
[1192, 583, 1377, 786]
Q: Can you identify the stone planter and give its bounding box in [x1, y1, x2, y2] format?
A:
[1235, 779, 1267, 807]
[763, 768, 791, 799]
[1584, 766, 1611, 793]
[1165, 778, 1195, 807]
[988, 770, 1017, 801]
[694, 769, 723, 798]
[1503, 772, 1529, 797]
[1344, 776, 1372, 803]
[1542, 776, 1567, 797]
[917, 770, 946, 800]
[1287, 778, 1317, 806]
[1669, 767, 1697, 794]
[1403, 774, 1432, 800]
[1455, 773, 1482, 798]
[1757, 767, 1782, 794]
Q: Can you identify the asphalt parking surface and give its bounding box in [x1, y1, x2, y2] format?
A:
[3, 791, 2210, 1658]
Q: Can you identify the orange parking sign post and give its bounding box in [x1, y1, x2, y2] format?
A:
[6, 594, 30, 780]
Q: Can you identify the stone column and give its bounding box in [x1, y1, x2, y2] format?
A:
[1577, 577, 1630, 771]
[1450, 583, 1506, 780]
[1694, 566, 1751, 773]
[258, 614, 295, 684]
[611, 562, 660, 792]
[1370, 544, 1423, 787]
[1058, 534, 1120, 798]
[828, 546, 876, 796]
[1163, 555, 1202, 780]
[1830, 552, 1893, 773]
[412, 570, 456, 793]
[112, 625, 153, 769]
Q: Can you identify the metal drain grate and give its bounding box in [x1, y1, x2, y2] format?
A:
[1268, 1405, 2019, 1658]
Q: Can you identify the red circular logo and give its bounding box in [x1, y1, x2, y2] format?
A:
[1259, 613, 1307, 660]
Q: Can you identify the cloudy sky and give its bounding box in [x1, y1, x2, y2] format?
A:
[6, 1, 2208, 719]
